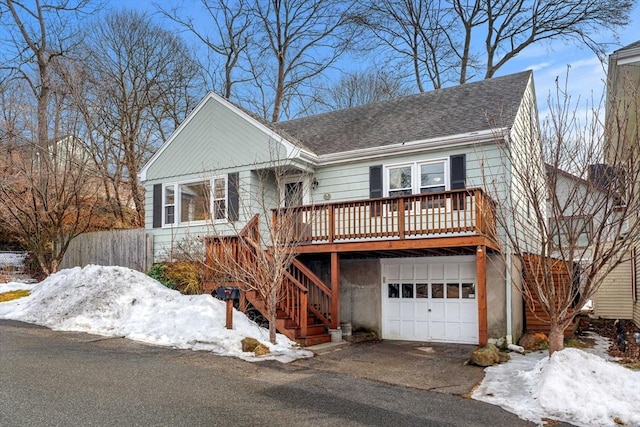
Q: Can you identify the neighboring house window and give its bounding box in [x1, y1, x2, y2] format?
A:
[551, 216, 592, 247]
[162, 176, 228, 226]
[385, 159, 448, 196]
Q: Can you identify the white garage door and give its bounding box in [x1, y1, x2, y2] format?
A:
[381, 256, 478, 344]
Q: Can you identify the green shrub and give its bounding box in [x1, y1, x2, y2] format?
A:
[147, 264, 177, 289]
[147, 262, 204, 295]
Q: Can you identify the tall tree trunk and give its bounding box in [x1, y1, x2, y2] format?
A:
[268, 287, 277, 344]
[547, 322, 565, 356]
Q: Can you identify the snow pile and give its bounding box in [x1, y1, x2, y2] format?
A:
[0, 252, 27, 267]
[0, 265, 312, 363]
[473, 347, 640, 426]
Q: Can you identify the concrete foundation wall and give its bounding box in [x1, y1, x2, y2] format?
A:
[339, 259, 382, 335]
[486, 254, 507, 339]
[485, 254, 524, 344]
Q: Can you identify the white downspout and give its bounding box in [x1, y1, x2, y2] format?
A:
[505, 243, 513, 345]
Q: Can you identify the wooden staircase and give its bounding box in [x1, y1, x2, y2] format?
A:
[205, 215, 334, 346]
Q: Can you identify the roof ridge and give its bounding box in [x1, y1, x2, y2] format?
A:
[278, 70, 532, 125]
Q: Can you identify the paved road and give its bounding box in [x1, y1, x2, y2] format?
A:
[0, 320, 534, 427]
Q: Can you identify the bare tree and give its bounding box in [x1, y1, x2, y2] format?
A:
[247, 0, 356, 121]
[355, 0, 458, 91]
[0, 0, 102, 274]
[72, 10, 201, 227]
[357, 0, 635, 91]
[157, 0, 253, 99]
[0, 0, 96, 154]
[0, 113, 99, 275]
[486, 76, 640, 355]
[317, 69, 412, 111]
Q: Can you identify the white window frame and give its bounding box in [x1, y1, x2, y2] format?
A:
[383, 158, 449, 197]
[162, 175, 228, 227]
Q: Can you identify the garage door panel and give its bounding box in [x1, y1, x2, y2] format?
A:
[400, 264, 414, 280]
[430, 321, 446, 339]
[430, 302, 445, 320]
[415, 301, 430, 320]
[386, 320, 401, 338]
[459, 263, 476, 280]
[446, 303, 461, 320]
[415, 320, 430, 339]
[415, 264, 428, 280]
[401, 320, 415, 337]
[400, 301, 414, 319]
[430, 264, 444, 280]
[445, 323, 460, 339]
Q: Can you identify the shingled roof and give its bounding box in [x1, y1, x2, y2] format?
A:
[276, 71, 532, 156]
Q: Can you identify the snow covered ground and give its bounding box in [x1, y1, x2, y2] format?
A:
[473, 336, 640, 426]
[0, 265, 312, 363]
[0, 251, 27, 267]
[2, 265, 640, 426]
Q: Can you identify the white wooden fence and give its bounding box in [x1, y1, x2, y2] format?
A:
[60, 229, 153, 272]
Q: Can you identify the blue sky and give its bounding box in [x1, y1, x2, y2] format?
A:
[107, 0, 640, 118]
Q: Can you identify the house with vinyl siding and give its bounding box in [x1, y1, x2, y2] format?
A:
[596, 41, 640, 327]
[140, 71, 543, 346]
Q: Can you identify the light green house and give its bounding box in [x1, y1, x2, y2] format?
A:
[140, 71, 543, 346]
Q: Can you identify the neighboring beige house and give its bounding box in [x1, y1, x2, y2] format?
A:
[596, 41, 640, 326]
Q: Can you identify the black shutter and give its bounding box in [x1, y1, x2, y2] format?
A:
[370, 165, 383, 216]
[228, 172, 239, 221]
[450, 154, 466, 189]
[450, 154, 466, 210]
[152, 184, 162, 228]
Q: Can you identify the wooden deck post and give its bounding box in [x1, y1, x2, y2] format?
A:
[328, 205, 335, 243]
[330, 251, 340, 329]
[397, 198, 405, 239]
[476, 245, 488, 345]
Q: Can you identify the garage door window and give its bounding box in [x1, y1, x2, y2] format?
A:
[462, 283, 475, 299]
[388, 283, 399, 298]
[447, 284, 460, 298]
[416, 284, 428, 298]
[432, 283, 444, 298]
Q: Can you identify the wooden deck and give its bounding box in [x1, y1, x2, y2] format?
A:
[206, 189, 499, 346]
[274, 188, 499, 253]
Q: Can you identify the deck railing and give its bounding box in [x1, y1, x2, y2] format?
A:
[273, 188, 496, 244]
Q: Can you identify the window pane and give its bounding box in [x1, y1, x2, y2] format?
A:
[388, 283, 399, 298]
[402, 283, 413, 298]
[389, 166, 412, 191]
[446, 283, 460, 298]
[461, 283, 475, 299]
[164, 186, 174, 204]
[420, 163, 444, 187]
[180, 181, 211, 222]
[432, 283, 444, 298]
[416, 283, 428, 298]
[214, 200, 226, 220]
[165, 206, 174, 224]
[214, 178, 226, 199]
